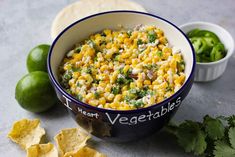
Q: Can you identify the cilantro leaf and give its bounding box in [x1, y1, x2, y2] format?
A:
[229, 127, 235, 149]
[228, 115, 235, 127]
[214, 140, 235, 157]
[203, 115, 225, 140]
[176, 120, 207, 155]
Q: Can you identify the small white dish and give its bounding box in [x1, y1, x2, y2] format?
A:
[180, 21, 234, 82]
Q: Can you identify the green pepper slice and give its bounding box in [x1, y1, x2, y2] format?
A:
[187, 29, 201, 38]
[203, 37, 219, 47]
[187, 29, 220, 43]
[196, 30, 220, 43]
[190, 37, 209, 54]
[210, 43, 226, 61]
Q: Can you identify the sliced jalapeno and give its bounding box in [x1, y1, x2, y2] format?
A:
[187, 29, 226, 63]
[210, 43, 226, 61]
[203, 37, 219, 47]
[187, 29, 201, 38]
[196, 30, 220, 43]
[190, 37, 209, 54]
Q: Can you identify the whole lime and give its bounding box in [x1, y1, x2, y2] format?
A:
[27, 44, 50, 72]
[15, 71, 57, 113]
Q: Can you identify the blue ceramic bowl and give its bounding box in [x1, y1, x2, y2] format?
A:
[48, 11, 195, 142]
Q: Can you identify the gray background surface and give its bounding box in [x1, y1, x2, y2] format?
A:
[0, 0, 235, 156]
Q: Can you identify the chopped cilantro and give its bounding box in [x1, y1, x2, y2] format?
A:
[137, 39, 143, 45]
[156, 51, 163, 57]
[76, 82, 81, 87]
[66, 89, 72, 94]
[100, 40, 106, 45]
[100, 31, 106, 37]
[92, 79, 100, 84]
[94, 92, 100, 99]
[127, 30, 132, 37]
[113, 53, 120, 61]
[111, 86, 120, 95]
[72, 67, 81, 72]
[63, 72, 72, 80]
[76, 94, 83, 101]
[116, 77, 126, 84]
[94, 56, 98, 62]
[75, 46, 82, 53]
[85, 67, 92, 74]
[138, 89, 148, 98]
[132, 99, 144, 108]
[148, 30, 157, 43]
[177, 61, 185, 73]
[124, 96, 131, 102]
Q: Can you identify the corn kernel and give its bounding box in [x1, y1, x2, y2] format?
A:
[99, 97, 106, 105]
[89, 99, 99, 106]
[144, 80, 151, 85]
[123, 65, 130, 73]
[122, 85, 128, 92]
[107, 94, 115, 101]
[86, 93, 94, 100]
[114, 94, 122, 102]
[130, 82, 136, 88]
[136, 81, 143, 88]
[100, 65, 109, 72]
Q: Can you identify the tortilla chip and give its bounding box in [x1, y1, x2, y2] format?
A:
[63, 147, 106, 157]
[7, 119, 45, 149]
[54, 128, 90, 157]
[26, 143, 58, 157]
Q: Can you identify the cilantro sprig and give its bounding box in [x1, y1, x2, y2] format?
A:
[165, 115, 235, 157]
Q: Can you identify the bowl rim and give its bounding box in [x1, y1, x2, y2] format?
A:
[47, 10, 196, 114]
[180, 21, 235, 66]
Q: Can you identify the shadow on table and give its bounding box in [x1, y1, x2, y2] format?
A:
[91, 130, 191, 157]
[35, 101, 69, 119]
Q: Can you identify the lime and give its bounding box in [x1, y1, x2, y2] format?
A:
[27, 44, 50, 72]
[15, 71, 57, 113]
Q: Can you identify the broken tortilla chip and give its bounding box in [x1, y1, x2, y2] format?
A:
[26, 143, 58, 157]
[7, 119, 45, 150]
[63, 146, 106, 157]
[54, 128, 90, 157]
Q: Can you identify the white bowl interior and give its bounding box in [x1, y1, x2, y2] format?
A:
[50, 12, 194, 85]
[180, 22, 234, 63]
